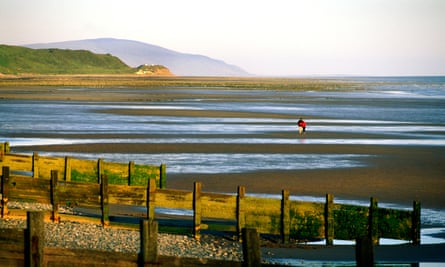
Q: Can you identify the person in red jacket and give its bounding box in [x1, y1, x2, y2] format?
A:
[297, 118, 306, 135]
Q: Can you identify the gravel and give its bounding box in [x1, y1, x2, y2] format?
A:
[0, 201, 243, 262]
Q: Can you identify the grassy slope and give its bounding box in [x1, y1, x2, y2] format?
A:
[0, 45, 134, 74]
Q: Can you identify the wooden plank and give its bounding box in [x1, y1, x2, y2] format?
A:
[378, 207, 412, 241]
[44, 248, 138, 267]
[56, 182, 100, 208]
[8, 176, 51, 204]
[333, 203, 368, 240]
[133, 164, 160, 187]
[69, 158, 98, 183]
[200, 192, 237, 220]
[290, 201, 325, 239]
[245, 213, 281, 234]
[108, 185, 147, 206]
[154, 189, 193, 210]
[103, 161, 128, 185]
[39, 156, 65, 180]
[0, 228, 24, 246]
[0, 154, 33, 175]
[243, 197, 281, 215]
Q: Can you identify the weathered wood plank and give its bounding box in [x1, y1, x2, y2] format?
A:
[8, 176, 51, 204]
[108, 185, 147, 206]
[155, 189, 193, 210]
[56, 182, 100, 208]
[69, 158, 98, 183]
[290, 201, 325, 239]
[0, 154, 32, 175]
[39, 157, 65, 180]
[201, 193, 237, 220]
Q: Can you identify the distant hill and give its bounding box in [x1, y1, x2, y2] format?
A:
[0, 44, 134, 75]
[27, 38, 250, 76]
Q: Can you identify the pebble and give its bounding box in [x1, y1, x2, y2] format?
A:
[0, 201, 243, 262]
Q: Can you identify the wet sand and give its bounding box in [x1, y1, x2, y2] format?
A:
[3, 84, 445, 210]
[15, 141, 445, 210]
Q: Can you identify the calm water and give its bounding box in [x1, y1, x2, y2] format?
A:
[1, 77, 445, 244]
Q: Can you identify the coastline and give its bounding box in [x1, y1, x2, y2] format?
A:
[1, 78, 444, 264]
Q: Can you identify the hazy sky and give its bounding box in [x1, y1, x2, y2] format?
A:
[1, 0, 444, 76]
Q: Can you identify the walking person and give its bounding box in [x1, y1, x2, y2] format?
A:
[297, 118, 306, 135]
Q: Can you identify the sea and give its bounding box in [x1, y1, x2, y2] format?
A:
[1, 76, 444, 255]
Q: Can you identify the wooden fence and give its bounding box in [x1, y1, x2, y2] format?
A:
[0, 142, 166, 188]
[0, 211, 267, 267]
[1, 169, 421, 245]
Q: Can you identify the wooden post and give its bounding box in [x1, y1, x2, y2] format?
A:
[5, 142, 10, 153]
[160, 163, 166, 189]
[237, 186, 246, 241]
[26, 211, 44, 267]
[412, 201, 421, 245]
[242, 228, 262, 267]
[355, 236, 374, 267]
[369, 197, 379, 244]
[325, 193, 334, 246]
[32, 152, 39, 178]
[139, 220, 158, 266]
[281, 190, 290, 244]
[97, 158, 104, 184]
[128, 161, 135, 186]
[101, 174, 109, 226]
[1, 166, 9, 218]
[193, 182, 202, 240]
[50, 170, 60, 223]
[64, 156, 71, 181]
[147, 178, 156, 220]
[0, 143, 4, 161]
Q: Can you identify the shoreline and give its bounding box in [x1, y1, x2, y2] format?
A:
[10, 142, 445, 210]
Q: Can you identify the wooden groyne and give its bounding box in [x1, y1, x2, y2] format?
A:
[0, 142, 421, 245]
[0, 172, 421, 245]
[0, 142, 166, 187]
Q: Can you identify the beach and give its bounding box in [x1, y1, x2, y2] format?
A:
[2, 82, 443, 210]
[1, 77, 445, 265]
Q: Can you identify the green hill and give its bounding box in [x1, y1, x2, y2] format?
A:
[0, 44, 134, 75]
